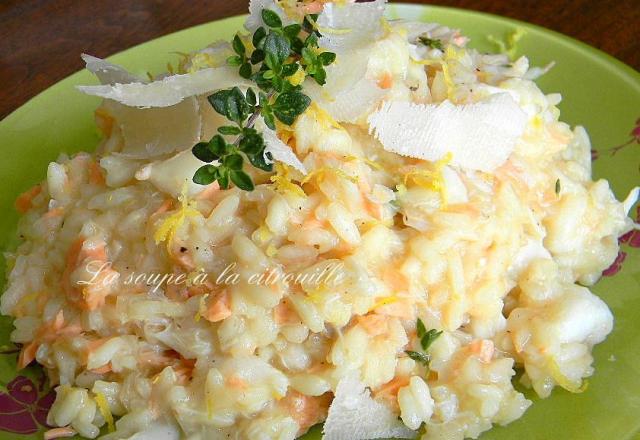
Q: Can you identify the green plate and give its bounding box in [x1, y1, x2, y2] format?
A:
[0, 4, 638, 439]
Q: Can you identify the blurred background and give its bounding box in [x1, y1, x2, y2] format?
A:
[0, 0, 638, 118]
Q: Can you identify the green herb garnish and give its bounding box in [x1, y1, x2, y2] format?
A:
[191, 9, 336, 190]
[555, 178, 561, 195]
[420, 328, 443, 351]
[418, 35, 444, 51]
[405, 350, 431, 365]
[406, 318, 443, 366]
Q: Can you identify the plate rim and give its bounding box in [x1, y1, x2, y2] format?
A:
[2, 3, 639, 129]
[0, 3, 638, 439]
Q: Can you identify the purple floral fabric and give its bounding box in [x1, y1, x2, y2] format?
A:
[0, 375, 54, 435]
[604, 206, 640, 277]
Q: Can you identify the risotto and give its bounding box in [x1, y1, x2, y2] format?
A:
[2, 1, 638, 439]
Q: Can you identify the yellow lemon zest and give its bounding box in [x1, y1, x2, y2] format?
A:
[94, 391, 115, 432]
[505, 28, 526, 59]
[288, 66, 307, 86]
[271, 163, 306, 198]
[344, 155, 384, 171]
[547, 357, 588, 393]
[316, 25, 352, 35]
[380, 17, 392, 36]
[403, 152, 453, 207]
[252, 225, 274, 245]
[241, 33, 256, 52]
[154, 186, 200, 251]
[173, 51, 191, 73]
[531, 115, 544, 130]
[429, 46, 465, 100]
[14, 292, 41, 316]
[266, 244, 278, 257]
[275, 121, 295, 145]
[487, 28, 526, 61]
[369, 295, 398, 312]
[409, 56, 442, 66]
[301, 166, 358, 186]
[186, 52, 218, 73]
[440, 62, 455, 100]
[275, 0, 302, 20]
[305, 287, 328, 304]
[308, 102, 343, 130]
[194, 293, 210, 323]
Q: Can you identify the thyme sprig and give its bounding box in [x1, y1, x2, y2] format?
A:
[418, 34, 444, 51]
[192, 9, 336, 191]
[405, 318, 443, 367]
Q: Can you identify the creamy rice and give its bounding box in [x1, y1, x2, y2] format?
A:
[2, 1, 636, 439]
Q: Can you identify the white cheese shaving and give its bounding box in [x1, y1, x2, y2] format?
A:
[82, 54, 144, 85]
[245, 0, 294, 31]
[397, 21, 466, 46]
[304, 48, 386, 123]
[318, 0, 387, 51]
[104, 98, 201, 158]
[367, 93, 527, 172]
[306, 78, 386, 124]
[77, 66, 249, 108]
[322, 373, 415, 440]
[441, 166, 468, 204]
[261, 123, 307, 174]
[135, 149, 208, 197]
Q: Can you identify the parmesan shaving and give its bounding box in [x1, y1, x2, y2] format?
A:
[78, 66, 249, 108]
[322, 373, 416, 440]
[306, 78, 387, 123]
[135, 148, 210, 197]
[317, 0, 387, 51]
[261, 120, 308, 174]
[82, 54, 144, 85]
[103, 97, 201, 158]
[368, 93, 528, 172]
[245, 0, 294, 32]
[397, 21, 467, 48]
[305, 48, 387, 123]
